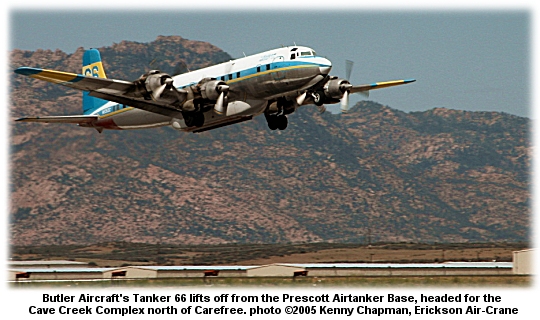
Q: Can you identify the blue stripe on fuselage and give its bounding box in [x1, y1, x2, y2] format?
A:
[178, 59, 329, 89]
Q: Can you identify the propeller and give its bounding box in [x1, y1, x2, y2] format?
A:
[315, 60, 356, 114]
[149, 73, 187, 105]
[152, 75, 174, 100]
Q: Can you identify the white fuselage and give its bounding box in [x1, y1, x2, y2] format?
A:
[90, 46, 332, 132]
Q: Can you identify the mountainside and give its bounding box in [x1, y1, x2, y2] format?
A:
[9, 36, 531, 246]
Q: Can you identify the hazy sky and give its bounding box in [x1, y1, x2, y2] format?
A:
[8, 6, 531, 117]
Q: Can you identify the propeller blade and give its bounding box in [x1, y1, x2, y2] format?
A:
[153, 84, 167, 100]
[214, 91, 227, 114]
[296, 92, 307, 105]
[340, 90, 350, 113]
[345, 60, 354, 81]
[172, 61, 190, 76]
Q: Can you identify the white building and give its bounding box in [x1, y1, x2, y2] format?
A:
[513, 249, 534, 275]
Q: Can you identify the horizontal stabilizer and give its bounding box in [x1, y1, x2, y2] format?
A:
[350, 79, 416, 94]
[15, 115, 98, 124]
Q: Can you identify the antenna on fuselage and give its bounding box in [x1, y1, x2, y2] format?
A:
[243, 52, 246, 57]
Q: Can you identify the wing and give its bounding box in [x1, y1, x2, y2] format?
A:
[14, 67, 133, 92]
[350, 79, 416, 95]
[14, 67, 184, 118]
[15, 115, 98, 124]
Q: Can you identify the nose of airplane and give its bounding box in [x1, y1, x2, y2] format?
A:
[319, 58, 332, 75]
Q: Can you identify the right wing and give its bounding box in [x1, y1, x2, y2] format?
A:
[14, 67, 184, 118]
[350, 79, 416, 95]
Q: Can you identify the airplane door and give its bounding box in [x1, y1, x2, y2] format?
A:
[272, 56, 285, 80]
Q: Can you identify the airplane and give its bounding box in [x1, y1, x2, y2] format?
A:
[14, 45, 415, 133]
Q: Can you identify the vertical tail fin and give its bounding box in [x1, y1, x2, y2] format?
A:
[82, 49, 109, 115]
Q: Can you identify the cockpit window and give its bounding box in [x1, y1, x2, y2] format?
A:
[311, 51, 316, 56]
[300, 51, 312, 56]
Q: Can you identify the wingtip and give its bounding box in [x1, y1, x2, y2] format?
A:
[14, 67, 41, 76]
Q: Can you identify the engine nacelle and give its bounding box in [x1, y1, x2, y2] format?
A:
[323, 78, 351, 100]
[198, 78, 229, 101]
[133, 70, 175, 100]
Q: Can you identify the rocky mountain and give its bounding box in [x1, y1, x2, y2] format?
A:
[9, 36, 531, 246]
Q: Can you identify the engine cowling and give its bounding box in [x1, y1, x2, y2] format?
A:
[197, 78, 230, 114]
[323, 78, 351, 100]
[199, 79, 228, 101]
[133, 70, 175, 101]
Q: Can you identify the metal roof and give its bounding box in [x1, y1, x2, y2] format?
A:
[133, 265, 256, 271]
[9, 260, 88, 266]
[279, 262, 513, 269]
[9, 268, 116, 273]
[8, 262, 513, 274]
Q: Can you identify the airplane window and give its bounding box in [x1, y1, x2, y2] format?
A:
[237, 72, 241, 78]
[228, 74, 233, 80]
[257, 66, 261, 72]
[301, 51, 311, 56]
[266, 64, 270, 70]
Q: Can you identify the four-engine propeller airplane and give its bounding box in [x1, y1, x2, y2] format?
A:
[14, 45, 415, 133]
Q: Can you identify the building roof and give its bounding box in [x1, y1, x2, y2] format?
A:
[132, 265, 256, 271]
[280, 262, 513, 269]
[9, 260, 88, 267]
[513, 248, 535, 253]
[9, 268, 116, 273]
[7, 261, 513, 275]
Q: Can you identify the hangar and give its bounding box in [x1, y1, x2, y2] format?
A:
[246, 264, 307, 277]
[9, 260, 88, 269]
[103, 266, 253, 279]
[286, 262, 513, 277]
[9, 267, 115, 281]
[8, 262, 513, 282]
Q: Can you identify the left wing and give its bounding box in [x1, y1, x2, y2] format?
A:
[15, 115, 99, 124]
[15, 67, 133, 92]
[14, 67, 184, 118]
